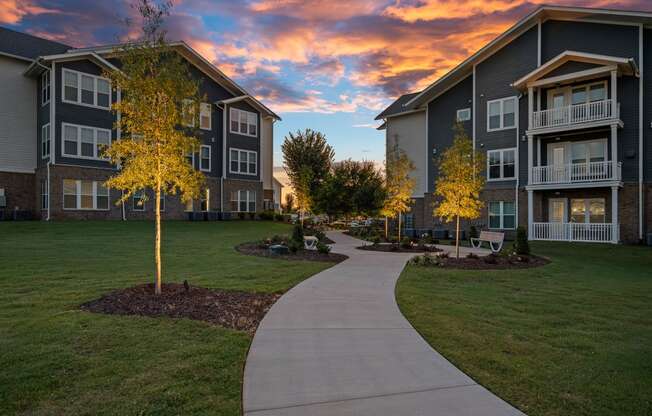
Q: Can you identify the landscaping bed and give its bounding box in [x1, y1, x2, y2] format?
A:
[408, 252, 549, 269]
[236, 242, 348, 263]
[81, 283, 280, 334]
[357, 243, 441, 253]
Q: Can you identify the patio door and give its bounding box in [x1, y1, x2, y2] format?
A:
[549, 198, 567, 240]
[551, 144, 565, 182]
[548, 89, 569, 125]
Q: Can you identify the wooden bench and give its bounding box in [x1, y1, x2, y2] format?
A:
[470, 231, 505, 253]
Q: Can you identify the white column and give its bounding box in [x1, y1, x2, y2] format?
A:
[536, 138, 541, 167]
[611, 124, 618, 179]
[528, 86, 534, 129]
[527, 133, 533, 184]
[611, 70, 618, 117]
[527, 190, 534, 238]
[611, 186, 619, 243]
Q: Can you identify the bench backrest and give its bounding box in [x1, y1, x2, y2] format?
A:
[478, 231, 505, 243]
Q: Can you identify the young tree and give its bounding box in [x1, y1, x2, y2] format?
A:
[103, 0, 204, 295]
[433, 122, 485, 258]
[381, 142, 416, 241]
[284, 193, 294, 213]
[282, 129, 334, 224]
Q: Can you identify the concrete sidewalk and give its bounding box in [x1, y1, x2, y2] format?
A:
[242, 231, 523, 416]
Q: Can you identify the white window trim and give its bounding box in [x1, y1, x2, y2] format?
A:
[487, 147, 517, 181]
[62, 179, 110, 211]
[61, 122, 112, 161]
[229, 147, 257, 176]
[41, 71, 50, 106]
[199, 102, 212, 130]
[41, 123, 50, 159]
[231, 190, 256, 212]
[546, 138, 608, 165]
[199, 145, 211, 172]
[487, 96, 517, 132]
[132, 190, 145, 211]
[61, 68, 111, 110]
[40, 179, 48, 210]
[547, 80, 608, 107]
[488, 201, 516, 230]
[456, 108, 471, 122]
[570, 198, 606, 224]
[229, 107, 258, 137]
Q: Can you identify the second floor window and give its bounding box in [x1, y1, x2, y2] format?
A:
[41, 71, 50, 105]
[229, 148, 257, 175]
[200, 103, 211, 130]
[199, 145, 211, 172]
[182, 99, 195, 127]
[487, 148, 516, 180]
[62, 123, 111, 160]
[230, 108, 257, 137]
[41, 124, 50, 159]
[487, 97, 516, 131]
[63, 69, 110, 109]
[456, 108, 471, 122]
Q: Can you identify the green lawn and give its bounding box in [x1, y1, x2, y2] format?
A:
[397, 242, 652, 416]
[0, 221, 332, 416]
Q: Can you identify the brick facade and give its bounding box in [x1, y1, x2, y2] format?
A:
[0, 171, 35, 216]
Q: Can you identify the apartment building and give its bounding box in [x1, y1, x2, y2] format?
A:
[376, 6, 652, 244]
[0, 27, 280, 220]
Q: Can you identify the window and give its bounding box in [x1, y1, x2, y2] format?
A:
[40, 180, 48, 210]
[185, 198, 193, 212]
[571, 198, 605, 224]
[456, 108, 471, 122]
[571, 140, 606, 165]
[229, 148, 257, 175]
[185, 147, 195, 168]
[61, 123, 111, 160]
[182, 99, 195, 127]
[133, 189, 145, 211]
[229, 107, 257, 137]
[488, 201, 515, 229]
[487, 148, 516, 180]
[41, 71, 50, 105]
[62, 179, 109, 210]
[487, 97, 517, 131]
[199, 145, 211, 172]
[231, 190, 256, 212]
[200, 188, 210, 211]
[41, 124, 50, 159]
[62, 69, 111, 109]
[200, 103, 211, 130]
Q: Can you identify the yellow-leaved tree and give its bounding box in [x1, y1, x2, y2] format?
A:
[103, 0, 205, 295]
[434, 122, 485, 258]
[381, 142, 416, 241]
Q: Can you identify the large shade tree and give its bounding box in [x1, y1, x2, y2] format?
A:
[281, 129, 334, 224]
[433, 122, 485, 258]
[103, 0, 204, 295]
[381, 142, 416, 241]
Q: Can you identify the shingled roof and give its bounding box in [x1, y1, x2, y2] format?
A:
[0, 26, 70, 61]
[374, 92, 421, 120]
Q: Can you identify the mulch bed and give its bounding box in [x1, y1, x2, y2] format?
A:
[357, 244, 441, 253]
[414, 254, 550, 270]
[80, 283, 280, 334]
[236, 242, 348, 263]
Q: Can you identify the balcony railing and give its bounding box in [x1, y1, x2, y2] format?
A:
[531, 161, 621, 185]
[531, 99, 617, 130]
[531, 222, 618, 243]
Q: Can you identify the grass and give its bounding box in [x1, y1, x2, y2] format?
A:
[0, 220, 332, 416]
[396, 242, 652, 416]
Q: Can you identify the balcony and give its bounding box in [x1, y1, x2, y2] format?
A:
[531, 100, 618, 131]
[531, 222, 618, 243]
[531, 161, 621, 186]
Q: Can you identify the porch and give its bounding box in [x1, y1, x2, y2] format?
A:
[531, 222, 618, 243]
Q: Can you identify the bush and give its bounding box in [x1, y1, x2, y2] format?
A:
[292, 224, 304, 244]
[237, 212, 246, 220]
[270, 234, 288, 244]
[469, 225, 479, 239]
[514, 226, 530, 255]
[248, 212, 256, 220]
[400, 236, 412, 249]
[316, 242, 331, 254]
[274, 213, 284, 221]
[437, 251, 449, 259]
[259, 210, 275, 221]
[484, 254, 498, 264]
[466, 252, 479, 260]
[370, 235, 381, 246]
[314, 230, 326, 242]
[288, 239, 302, 253]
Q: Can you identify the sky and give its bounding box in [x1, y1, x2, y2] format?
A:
[2, 0, 652, 169]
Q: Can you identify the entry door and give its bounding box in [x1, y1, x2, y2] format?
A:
[549, 89, 569, 125]
[551, 145, 565, 182]
[549, 198, 567, 240]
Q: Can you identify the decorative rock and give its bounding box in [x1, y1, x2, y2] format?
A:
[269, 244, 290, 256]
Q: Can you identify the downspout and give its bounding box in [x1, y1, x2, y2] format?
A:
[34, 59, 53, 221]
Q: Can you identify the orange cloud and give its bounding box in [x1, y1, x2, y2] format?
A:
[0, 0, 59, 25]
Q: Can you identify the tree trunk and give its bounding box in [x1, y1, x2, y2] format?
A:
[384, 216, 388, 240]
[455, 215, 460, 259]
[155, 182, 162, 295]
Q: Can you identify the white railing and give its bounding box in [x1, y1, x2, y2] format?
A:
[531, 161, 621, 185]
[532, 100, 617, 130]
[531, 222, 618, 243]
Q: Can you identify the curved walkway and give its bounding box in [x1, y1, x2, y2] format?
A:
[243, 232, 523, 416]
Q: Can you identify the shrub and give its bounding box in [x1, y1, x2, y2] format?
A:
[390, 244, 399, 252]
[270, 234, 288, 244]
[291, 224, 304, 244]
[248, 212, 256, 220]
[469, 225, 479, 239]
[400, 236, 412, 249]
[484, 254, 498, 264]
[288, 239, 302, 253]
[466, 252, 479, 260]
[370, 235, 381, 246]
[274, 213, 284, 221]
[259, 210, 275, 221]
[237, 212, 246, 220]
[437, 251, 449, 259]
[514, 226, 530, 255]
[316, 242, 331, 254]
